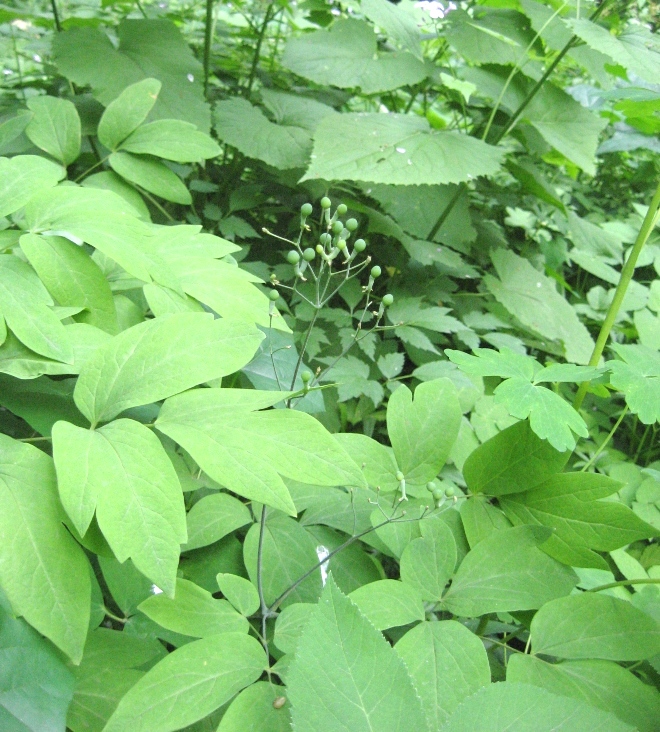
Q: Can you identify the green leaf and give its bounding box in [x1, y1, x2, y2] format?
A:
[73, 313, 262, 425]
[0, 435, 90, 662]
[215, 574, 259, 617]
[395, 621, 490, 729]
[217, 681, 291, 732]
[349, 579, 425, 630]
[387, 378, 462, 486]
[97, 78, 162, 150]
[531, 593, 660, 661]
[334, 433, 400, 493]
[21, 233, 118, 334]
[0, 155, 65, 219]
[304, 112, 504, 186]
[184, 493, 252, 551]
[0, 110, 32, 150]
[103, 633, 266, 732]
[109, 151, 192, 205]
[283, 19, 426, 94]
[441, 682, 635, 732]
[287, 576, 427, 732]
[273, 602, 315, 654]
[400, 519, 457, 601]
[447, 347, 539, 380]
[80, 627, 164, 671]
[52, 419, 187, 596]
[608, 344, 660, 424]
[119, 120, 221, 162]
[500, 473, 658, 569]
[0, 602, 75, 732]
[25, 96, 80, 166]
[460, 495, 512, 547]
[361, 0, 423, 58]
[243, 513, 321, 607]
[68, 668, 144, 732]
[98, 556, 153, 617]
[507, 655, 660, 732]
[442, 525, 577, 616]
[463, 420, 569, 497]
[0, 254, 73, 362]
[138, 578, 248, 637]
[53, 19, 210, 132]
[214, 98, 311, 170]
[156, 388, 365, 516]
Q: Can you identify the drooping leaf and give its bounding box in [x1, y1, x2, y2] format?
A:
[53, 19, 210, 132]
[361, 0, 423, 58]
[395, 621, 490, 729]
[73, 313, 262, 425]
[287, 576, 427, 732]
[215, 574, 259, 617]
[531, 593, 660, 661]
[97, 78, 162, 150]
[348, 579, 425, 630]
[442, 525, 577, 616]
[52, 419, 187, 596]
[25, 96, 81, 165]
[0, 435, 90, 662]
[103, 633, 266, 732]
[184, 493, 252, 551]
[109, 151, 192, 205]
[119, 120, 221, 162]
[607, 344, 660, 424]
[217, 682, 291, 732]
[302, 113, 504, 186]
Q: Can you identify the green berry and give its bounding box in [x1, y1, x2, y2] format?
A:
[354, 239, 366, 252]
[320, 196, 331, 209]
[444, 485, 455, 498]
[303, 248, 316, 261]
[336, 203, 347, 216]
[337, 239, 347, 250]
[301, 202, 313, 217]
[332, 220, 344, 235]
[301, 370, 312, 383]
[396, 471, 405, 482]
[432, 488, 445, 501]
[346, 218, 358, 231]
[268, 289, 280, 302]
[382, 293, 394, 307]
[316, 244, 324, 254]
[320, 232, 332, 246]
[371, 265, 382, 278]
[426, 481, 437, 493]
[286, 250, 300, 265]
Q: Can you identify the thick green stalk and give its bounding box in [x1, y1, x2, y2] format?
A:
[573, 179, 660, 410]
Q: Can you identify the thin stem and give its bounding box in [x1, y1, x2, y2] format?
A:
[256, 506, 271, 657]
[18, 434, 52, 443]
[289, 309, 319, 394]
[244, 3, 275, 100]
[203, 0, 215, 98]
[104, 607, 127, 624]
[138, 188, 176, 221]
[427, 183, 465, 242]
[580, 406, 628, 472]
[587, 578, 660, 593]
[50, 0, 62, 32]
[574, 179, 660, 410]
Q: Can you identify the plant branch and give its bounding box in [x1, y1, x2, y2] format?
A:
[256, 506, 270, 656]
[203, 0, 215, 98]
[244, 3, 275, 100]
[50, 0, 62, 32]
[587, 578, 660, 593]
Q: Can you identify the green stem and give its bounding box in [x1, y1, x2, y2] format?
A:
[50, 0, 62, 32]
[587, 578, 660, 593]
[427, 183, 465, 242]
[245, 3, 275, 100]
[203, 0, 215, 98]
[574, 179, 660, 410]
[580, 406, 628, 472]
[18, 435, 52, 443]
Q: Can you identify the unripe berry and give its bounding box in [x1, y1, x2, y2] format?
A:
[336, 203, 348, 215]
[301, 203, 313, 217]
[332, 220, 344, 235]
[316, 244, 324, 254]
[432, 488, 445, 501]
[396, 471, 405, 482]
[301, 370, 312, 383]
[371, 265, 382, 278]
[444, 485, 455, 498]
[319, 232, 332, 246]
[337, 239, 347, 250]
[287, 250, 300, 264]
[303, 248, 316, 261]
[268, 289, 280, 302]
[346, 218, 358, 231]
[382, 293, 394, 307]
[426, 481, 437, 493]
[320, 196, 331, 209]
[354, 239, 366, 252]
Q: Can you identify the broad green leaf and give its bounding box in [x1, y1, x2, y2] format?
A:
[138, 578, 247, 637]
[0, 435, 90, 662]
[395, 621, 490, 729]
[0, 110, 31, 149]
[214, 98, 311, 170]
[567, 19, 660, 85]
[463, 420, 569, 497]
[109, 151, 192, 205]
[400, 519, 456, 601]
[97, 78, 162, 150]
[80, 627, 164, 671]
[531, 593, 660, 661]
[303, 113, 504, 186]
[441, 682, 635, 732]
[370, 504, 418, 558]
[53, 19, 210, 132]
[387, 378, 462, 486]
[98, 556, 153, 617]
[447, 347, 539, 380]
[334, 432, 399, 492]
[184, 493, 252, 551]
[0, 602, 75, 732]
[273, 602, 315, 655]
[156, 388, 365, 516]
[25, 96, 81, 165]
[243, 513, 321, 607]
[485, 249, 594, 364]
[82, 171, 151, 220]
[460, 495, 512, 547]
[68, 667, 143, 732]
[608, 344, 660, 424]
[361, 0, 423, 58]
[500, 472, 657, 569]
[0, 254, 73, 362]
[215, 574, 259, 617]
[73, 313, 262, 425]
[21, 234, 118, 334]
[442, 526, 577, 616]
[0, 155, 65, 218]
[143, 283, 204, 316]
[287, 576, 427, 732]
[119, 120, 221, 162]
[283, 19, 426, 94]
[534, 364, 603, 383]
[52, 419, 187, 596]
[217, 682, 291, 732]
[349, 579, 424, 630]
[507, 655, 660, 732]
[103, 633, 266, 732]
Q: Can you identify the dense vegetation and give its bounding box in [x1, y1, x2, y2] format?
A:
[1, 0, 660, 730]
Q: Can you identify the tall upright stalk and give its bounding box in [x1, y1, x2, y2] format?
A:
[203, 0, 215, 97]
[245, 3, 275, 100]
